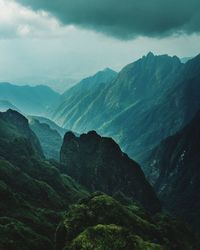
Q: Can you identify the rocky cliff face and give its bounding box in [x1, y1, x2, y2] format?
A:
[144, 111, 200, 231]
[60, 131, 161, 214]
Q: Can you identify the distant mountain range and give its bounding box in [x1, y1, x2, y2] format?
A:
[0, 100, 20, 112]
[53, 53, 200, 164]
[0, 83, 60, 116]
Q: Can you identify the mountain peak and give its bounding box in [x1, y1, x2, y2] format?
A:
[60, 130, 161, 214]
[94, 67, 117, 79]
[146, 51, 154, 57]
[1, 109, 28, 126]
[102, 67, 117, 74]
[64, 131, 76, 141]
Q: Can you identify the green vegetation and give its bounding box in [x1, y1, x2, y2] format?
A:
[55, 193, 198, 250]
[0, 109, 199, 250]
[67, 224, 163, 250]
[0, 110, 88, 249]
[0, 217, 52, 250]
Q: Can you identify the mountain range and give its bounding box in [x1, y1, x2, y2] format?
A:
[0, 109, 198, 250]
[1, 51, 200, 249]
[53, 52, 200, 163]
[51, 52, 200, 233]
[0, 83, 60, 116]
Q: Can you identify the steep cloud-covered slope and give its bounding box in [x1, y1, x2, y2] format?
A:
[143, 111, 200, 231]
[60, 131, 161, 214]
[0, 83, 60, 116]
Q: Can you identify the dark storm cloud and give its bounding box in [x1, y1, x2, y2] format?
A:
[16, 0, 200, 39]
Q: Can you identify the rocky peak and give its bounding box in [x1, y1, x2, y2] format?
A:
[0, 109, 44, 159]
[146, 51, 154, 58]
[60, 131, 161, 214]
[1, 109, 28, 130]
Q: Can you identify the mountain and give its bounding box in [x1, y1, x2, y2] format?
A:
[53, 53, 200, 164]
[13, 75, 78, 93]
[0, 100, 20, 112]
[53, 68, 117, 127]
[101, 53, 200, 162]
[143, 110, 200, 231]
[0, 110, 88, 250]
[28, 115, 67, 137]
[55, 193, 199, 250]
[0, 109, 44, 158]
[29, 117, 63, 160]
[53, 53, 184, 160]
[60, 131, 161, 214]
[0, 109, 199, 249]
[0, 82, 60, 116]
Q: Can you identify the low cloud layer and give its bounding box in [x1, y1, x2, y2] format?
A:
[16, 0, 200, 39]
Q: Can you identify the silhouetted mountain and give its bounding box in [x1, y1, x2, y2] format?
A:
[143, 111, 200, 231]
[29, 117, 63, 160]
[55, 193, 199, 250]
[60, 131, 161, 214]
[0, 83, 60, 116]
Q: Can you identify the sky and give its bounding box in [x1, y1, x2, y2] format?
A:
[0, 0, 200, 92]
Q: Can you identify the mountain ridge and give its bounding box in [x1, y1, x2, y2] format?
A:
[0, 82, 60, 116]
[143, 110, 200, 231]
[53, 52, 189, 162]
